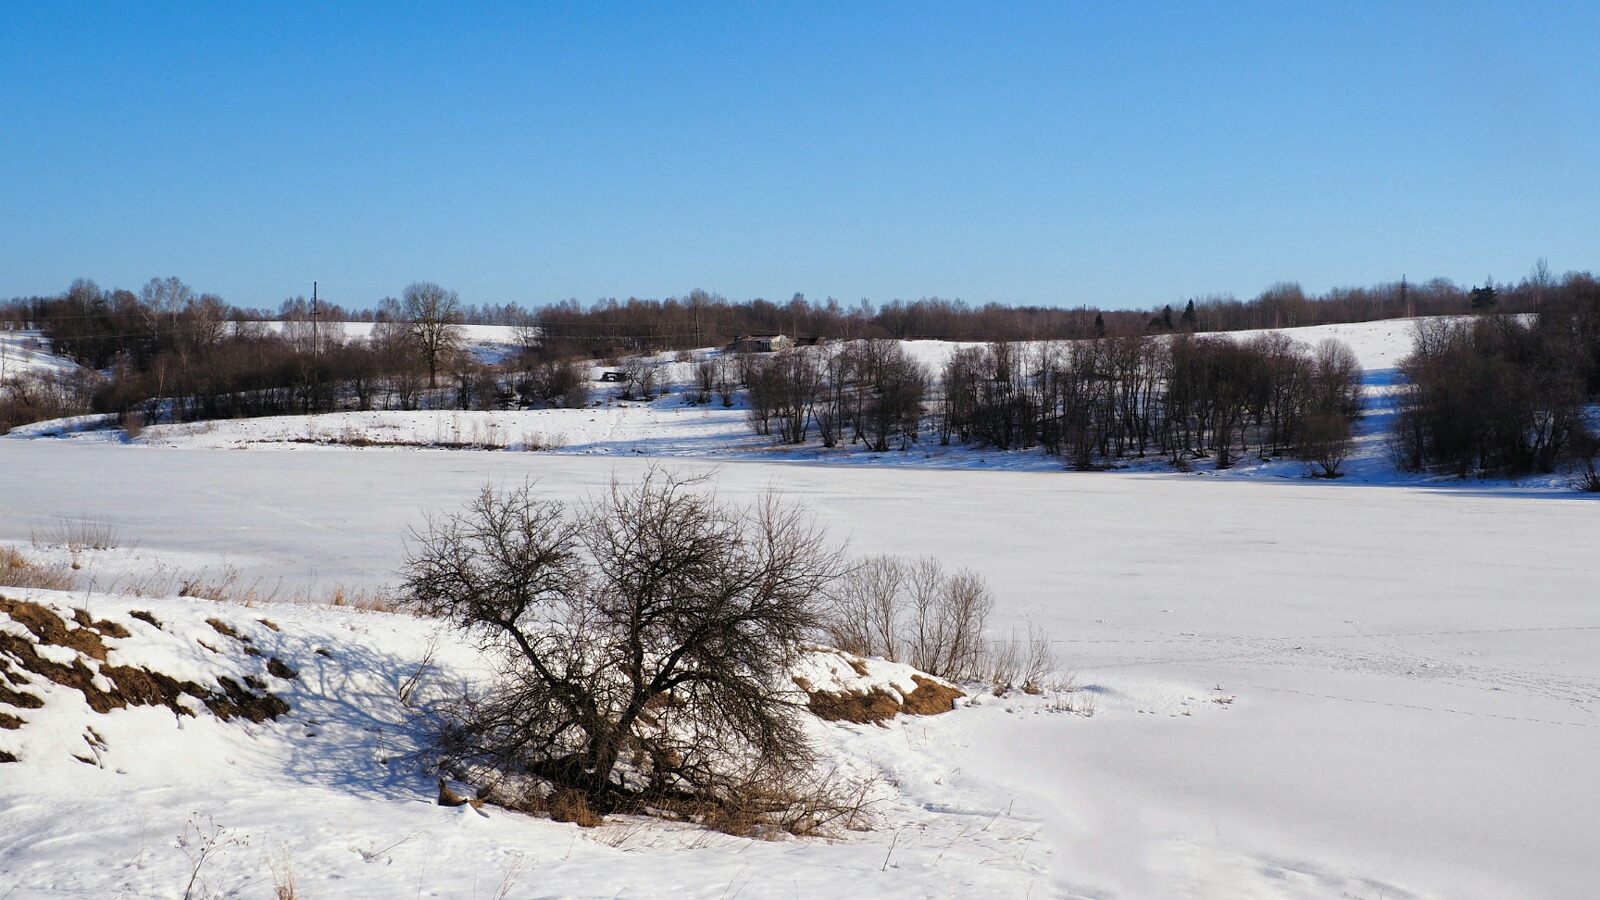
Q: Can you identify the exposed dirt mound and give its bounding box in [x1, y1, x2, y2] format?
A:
[0, 595, 292, 761]
[792, 649, 964, 724]
[801, 684, 905, 724]
[901, 675, 965, 715]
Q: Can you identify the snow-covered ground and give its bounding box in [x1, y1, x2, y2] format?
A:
[3, 317, 1598, 897]
[1, 444, 1597, 898]
[261, 321, 526, 365]
[0, 330, 82, 379]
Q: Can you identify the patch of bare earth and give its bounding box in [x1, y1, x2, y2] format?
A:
[796, 670, 965, 725]
[0, 596, 292, 762]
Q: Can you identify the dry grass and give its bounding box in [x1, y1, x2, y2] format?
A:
[266, 845, 299, 900]
[178, 569, 280, 607]
[31, 515, 122, 552]
[688, 765, 879, 838]
[1048, 676, 1097, 716]
[1, 539, 410, 621]
[519, 430, 568, 452]
[175, 568, 403, 615]
[800, 681, 904, 724]
[548, 789, 604, 827]
[320, 585, 401, 613]
[985, 624, 1058, 695]
[0, 547, 78, 591]
[900, 675, 964, 715]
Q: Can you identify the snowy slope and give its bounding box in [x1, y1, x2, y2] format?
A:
[0, 330, 82, 379]
[19, 314, 1564, 489]
[0, 587, 1083, 899]
[261, 321, 525, 364]
[3, 316, 1597, 897]
[1, 446, 1596, 896]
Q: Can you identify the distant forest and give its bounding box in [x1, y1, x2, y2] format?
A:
[2, 268, 1597, 484]
[0, 268, 1566, 354]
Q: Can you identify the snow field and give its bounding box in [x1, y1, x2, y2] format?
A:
[2, 315, 1597, 896]
[2, 446, 1596, 896]
[0, 588, 1085, 899]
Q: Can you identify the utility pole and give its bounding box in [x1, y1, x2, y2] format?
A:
[1400, 275, 1411, 318]
[311, 281, 320, 361]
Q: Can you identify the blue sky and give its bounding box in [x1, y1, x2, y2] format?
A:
[2, 2, 1596, 311]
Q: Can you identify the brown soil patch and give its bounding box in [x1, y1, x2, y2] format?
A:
[0, 711, 23, 729]
[901, 675, 964, 715]
[208, 676, 291, 723]
[0, 660, 28, 687]
[129, 610, 161, 628]
[0, 750, 17, 763]
[207, 618, 243, 640]
[267, 657, 299, 680]
[0, 679, 45, 710]
[796, 674, 903, 724]
[208, 618, 263, 656]
[1, 597, 110, 660]
[798, 673, 963, 724]
[0, 598, 292, 728]
[73, 608, 129, 638]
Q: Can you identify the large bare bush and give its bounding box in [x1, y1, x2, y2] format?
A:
[403, 471, 848, 827]
[824, 555, 993, 681]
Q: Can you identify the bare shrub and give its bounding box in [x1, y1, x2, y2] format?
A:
[266, 844, 298, 900]
[823, 556, 992, 681]
[1298, 410, 1353, 478]
[1572, 431, 1600, 492]
[825, 555, 904, 664]
[984, 624, 1058, 694]
[519, 430, 568, 452]
[177, 814, 247, 900]
[985, 631, 1022, 693]
[1022, 624, 1058, 693]
[618, 357, 661, 400]
[404, 470, 850, 831]
[31, 516, 121, 552]
[0, 546, 78, 591]
[694, 356, 716, 405]
[0, 368, 99, 434]
[178, 568, 280, 607]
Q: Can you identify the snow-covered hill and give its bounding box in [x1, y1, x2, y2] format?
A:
[4, 316, 1597, 897]
[0, 330, 82, 379]
[16, 314, 1573, 490]
[0, 585, 1104, 899]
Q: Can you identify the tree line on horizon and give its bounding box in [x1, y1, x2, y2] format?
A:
[2, 265, 1573, 355]
[2, 267, 1598, 483]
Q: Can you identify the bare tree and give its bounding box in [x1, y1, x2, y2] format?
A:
[403, 471, 847, 823]
[402, 282, 464, 388]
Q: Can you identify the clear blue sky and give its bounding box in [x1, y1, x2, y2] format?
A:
[3, 2, 1596, 311]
